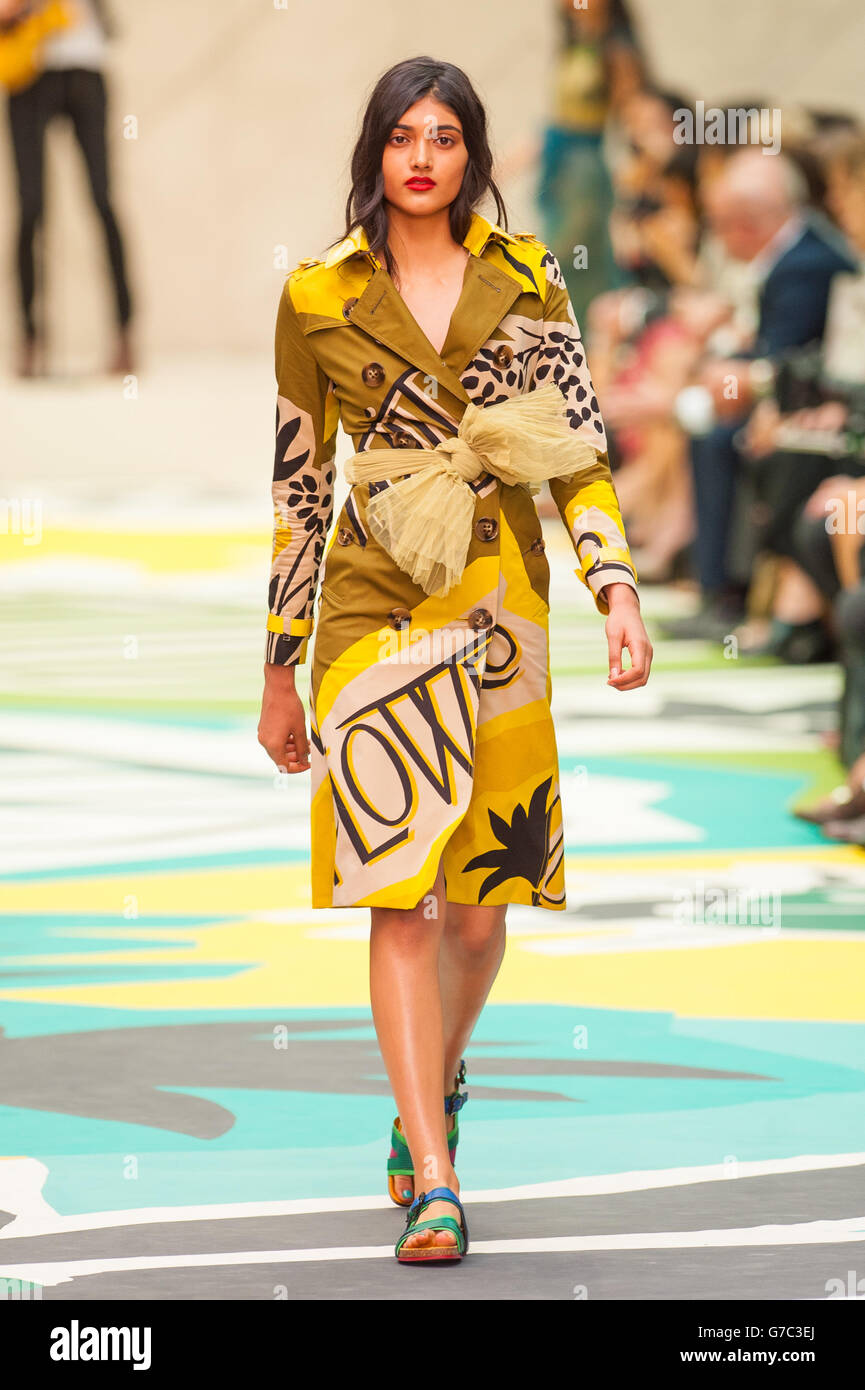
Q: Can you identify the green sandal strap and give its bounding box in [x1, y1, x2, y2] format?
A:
[387, 1110, 461, 1179]
[395, 1215, 465, 1255]
[387, 1119, 413, 1177]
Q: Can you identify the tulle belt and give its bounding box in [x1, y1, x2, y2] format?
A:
[342, 383, 601, 598]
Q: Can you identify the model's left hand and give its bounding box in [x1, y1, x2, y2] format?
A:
[603, 584, 653, 690]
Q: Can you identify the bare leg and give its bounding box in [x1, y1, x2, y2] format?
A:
[369, 866, 508, 1248]
[369, 861, 458, 1248]
[439, 898, 507, 1093]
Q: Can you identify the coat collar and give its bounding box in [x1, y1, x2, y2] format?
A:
[323, 210, 520, 270]
[324, 212, 527, 410]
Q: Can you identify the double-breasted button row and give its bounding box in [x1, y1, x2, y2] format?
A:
[361, 362, 385, 387]
[474, 516, 499, 541]
[336, 527, 355, 546]
[387, 606, 493, 631]
[493, 344, 514, 368]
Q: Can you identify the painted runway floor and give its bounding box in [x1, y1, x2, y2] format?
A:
[2, 362, 865, 1300]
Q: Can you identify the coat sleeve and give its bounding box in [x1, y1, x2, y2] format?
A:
[531, 249, 640, 616]
[265, 273, 340, 666]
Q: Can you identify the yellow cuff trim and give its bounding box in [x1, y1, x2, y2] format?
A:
[266, 614, 314, 636]
[578, 545, 636, 572]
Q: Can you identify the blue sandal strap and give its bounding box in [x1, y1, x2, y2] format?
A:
[412, 1185, 461, 1208]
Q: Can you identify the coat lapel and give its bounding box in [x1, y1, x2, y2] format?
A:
[440, 254, 523, 379]
[341, 213, 527, 413]
[347, 265, 474, 409]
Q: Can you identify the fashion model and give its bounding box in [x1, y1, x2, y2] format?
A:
[258, 56, 652, 1264]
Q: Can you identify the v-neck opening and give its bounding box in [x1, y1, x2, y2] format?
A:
[382, 249, 474, 367]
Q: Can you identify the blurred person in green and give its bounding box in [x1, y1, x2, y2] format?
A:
[538, 0, 647, 325]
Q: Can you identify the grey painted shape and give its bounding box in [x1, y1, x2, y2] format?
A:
[0, 1022, 777, 1138]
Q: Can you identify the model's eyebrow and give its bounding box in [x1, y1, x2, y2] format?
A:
[391, 122, 463, 133]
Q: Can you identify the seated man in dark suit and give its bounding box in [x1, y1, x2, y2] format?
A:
[663, 148, 856, 639]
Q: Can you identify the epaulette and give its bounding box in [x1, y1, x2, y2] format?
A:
[511, 230, 543, 242]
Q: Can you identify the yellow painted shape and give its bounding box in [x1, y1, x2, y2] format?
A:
[3, 528, 266, 573]
[3, 845, 862, 918]
[493, 936, 865, 1022]
[0, 887, 862, 1019]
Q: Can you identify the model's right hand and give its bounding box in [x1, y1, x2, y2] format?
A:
[258, 664, 310, 773]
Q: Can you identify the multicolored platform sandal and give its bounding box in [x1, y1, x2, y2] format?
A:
[387, 1058, 469, 1207]
[395, 1185, 469, 1263]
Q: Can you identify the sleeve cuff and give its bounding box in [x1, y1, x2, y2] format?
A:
[265, 615, 313, 666]
[577, 551, 640, 616]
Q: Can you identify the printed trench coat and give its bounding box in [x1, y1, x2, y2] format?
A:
[265, 211, 639, 911]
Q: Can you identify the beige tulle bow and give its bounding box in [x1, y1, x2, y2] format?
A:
[342, 383, 602, 597]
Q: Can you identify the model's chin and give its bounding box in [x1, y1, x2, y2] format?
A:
[384, 192, 453, 218]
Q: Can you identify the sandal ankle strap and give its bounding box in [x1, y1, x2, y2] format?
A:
[444, 1057, 469, 1115]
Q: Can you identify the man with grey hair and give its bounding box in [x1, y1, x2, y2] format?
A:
[663, 147, 856, 639]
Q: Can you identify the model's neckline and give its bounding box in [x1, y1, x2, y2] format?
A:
[381, 249, 474, 363]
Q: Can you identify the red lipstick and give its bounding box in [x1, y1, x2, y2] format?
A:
[405, 177, 435, 190]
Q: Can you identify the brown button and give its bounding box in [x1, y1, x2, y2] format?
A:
[362, 362, 385, 387]
[336, 527, 355, 546]
[530, 537, 546, 553]
[468, 607, 493, 630]
[388, 607, 411, 629]
[474, 517, 499, 541]
[392, 429, 414, 448]
[343, 297, 358, 320]
[493, 344, 514, 368]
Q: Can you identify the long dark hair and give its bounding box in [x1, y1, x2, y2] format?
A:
[338, 57, 508, 284]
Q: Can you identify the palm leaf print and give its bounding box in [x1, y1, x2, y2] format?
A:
[463, 776, 556, 904]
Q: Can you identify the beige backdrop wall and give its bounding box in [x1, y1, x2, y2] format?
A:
[1, 0, 863, 364]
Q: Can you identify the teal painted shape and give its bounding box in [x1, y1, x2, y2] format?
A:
[0, 1005, 860, 1214]
[674, 1017, 865, 1071]
[559, 755, 830, 853]
[0, 847, 308, 882]
[0, 963, 242, 987]
[766, 890, 865, 932]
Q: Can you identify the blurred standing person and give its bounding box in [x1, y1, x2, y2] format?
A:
[0, 0, 133, 376]
[538, 0, 647, 325]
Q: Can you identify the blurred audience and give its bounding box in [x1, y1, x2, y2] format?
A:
[661, 148, 857, 638]
[531, 74, 865, 835]
[737, 131, 865, 662]
[0, 0, 133, 376]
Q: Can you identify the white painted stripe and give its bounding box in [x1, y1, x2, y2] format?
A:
[2, 1152, 863, 1240]
[3, 1216, 865, 1287]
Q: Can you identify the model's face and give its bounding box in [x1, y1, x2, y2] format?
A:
[381, 97, 469, 220]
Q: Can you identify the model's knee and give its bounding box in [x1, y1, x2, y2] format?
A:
[444, 908, 506, 957]
[370, 907, 442, 957]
